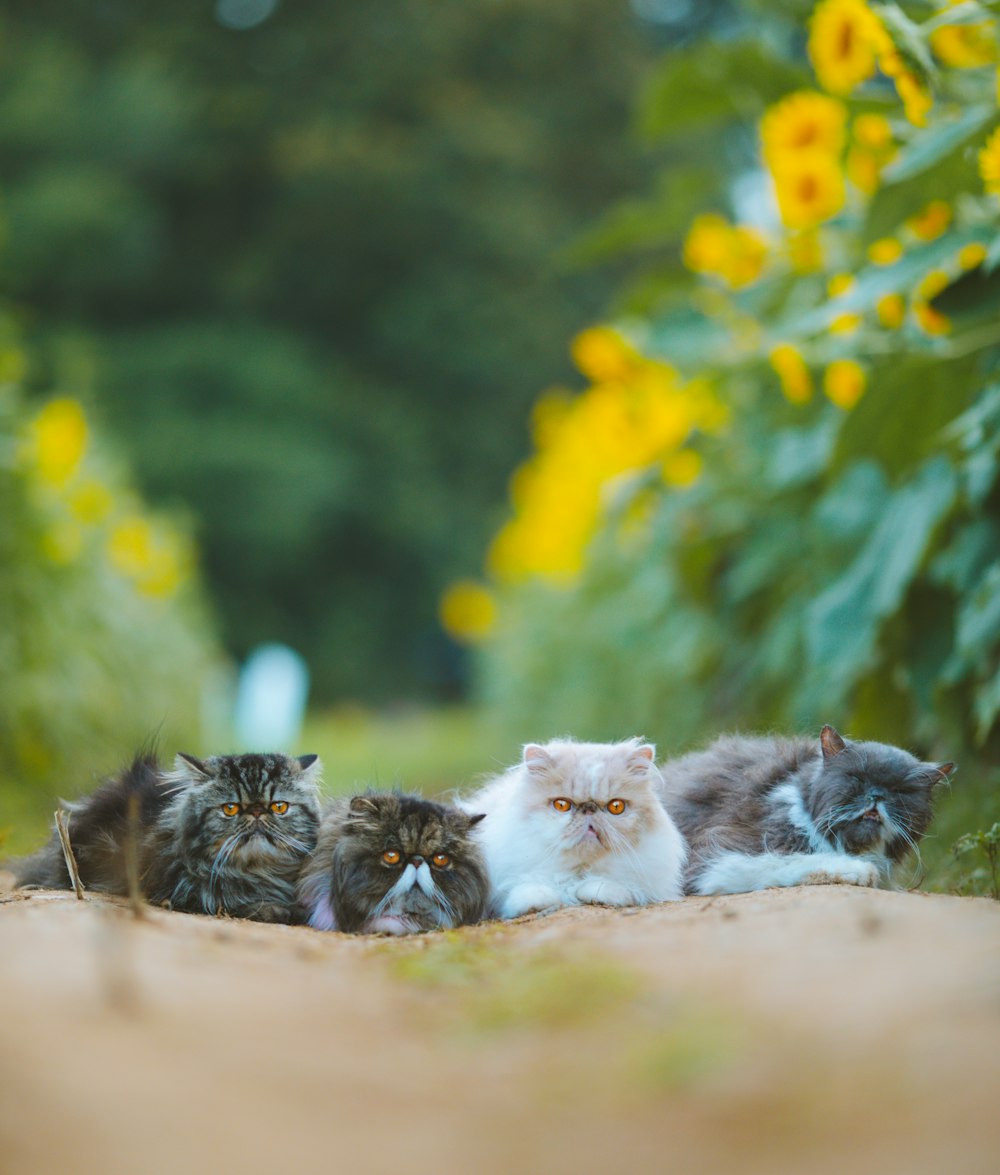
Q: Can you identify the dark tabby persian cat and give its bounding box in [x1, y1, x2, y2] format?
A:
[660, 725, 954, 895]
[13, 750, 322, 923]
[298, 791, 489, 935]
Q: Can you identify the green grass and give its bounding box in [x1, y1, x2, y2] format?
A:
[300, 704, 518, 799]
[388, 932, 643, 1032]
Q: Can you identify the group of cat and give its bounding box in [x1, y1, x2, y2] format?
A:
[11, 726, 954, 935]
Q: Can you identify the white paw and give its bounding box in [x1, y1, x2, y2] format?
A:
[804, 859, 879, 888]
[366, 914, 416, 936]
[575, 878, 633, 906]
[500, 883, 562, 919]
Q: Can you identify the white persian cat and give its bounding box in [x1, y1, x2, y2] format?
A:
[462, 738, 686, 919]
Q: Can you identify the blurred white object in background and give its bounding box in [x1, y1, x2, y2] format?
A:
[234, 643, 310, 751]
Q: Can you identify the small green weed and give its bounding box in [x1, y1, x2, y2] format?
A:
[389, 933, 641, 1032]
[952, 822, 1000, 900]
[628, 1008, 745, 1092]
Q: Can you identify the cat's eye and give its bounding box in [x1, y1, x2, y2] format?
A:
[552, 798, 572, 812]
[269, 801, 289, 814]
[382, 849, 401, 866]
[431, 853, 450, 868]
[221, 802, 240, 817]
[607, 798, 627, 815]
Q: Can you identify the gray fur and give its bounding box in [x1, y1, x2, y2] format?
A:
[659, 726, 954, 894]
[298, 791, 489, 934]
[12, 751, 322, 923]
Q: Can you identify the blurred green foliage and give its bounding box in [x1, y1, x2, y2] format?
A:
[0, 376, 222, 853]
[477, 0, 1000, 891]
[0, 0, 659, 700]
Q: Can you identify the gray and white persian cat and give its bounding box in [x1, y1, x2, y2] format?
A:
[660, 725, 954, 895]
[297, 791, 489, 935]
[13, 750, 322, 922]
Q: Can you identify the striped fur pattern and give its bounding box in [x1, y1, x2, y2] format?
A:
[13, 751, 322, 923]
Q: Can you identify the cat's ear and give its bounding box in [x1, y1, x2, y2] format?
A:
[628, 743, 656, 772]
[348, 794, 382, 816]
[820, 725, 847, 760]
[466, 812, 487, 827]
[295, 754, 322, 785]
[523, 744, 553, 772]
[175, 753, 212, 782]
[932, 761, 956, 786]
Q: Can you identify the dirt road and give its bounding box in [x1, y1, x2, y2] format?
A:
[1, 880, 998, 1175]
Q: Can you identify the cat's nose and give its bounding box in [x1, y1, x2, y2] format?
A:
[578, 801, 597, 814]
[245, 803, 265, 817]
[410, 855, 425, 866]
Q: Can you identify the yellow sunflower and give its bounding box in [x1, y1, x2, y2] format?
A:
[808, 0, 887, 94]
[683, 214, 767, 288]
[824, 359, 867, 409]
[980, 126, 1000, 196]
[760, 91, 848, 165]
[770, 150, 846, 229]
[930, 3, 997, 69]
[907, 200, 952, 241]
[769, 344, 813, 404]
[876, 293, 905, 329]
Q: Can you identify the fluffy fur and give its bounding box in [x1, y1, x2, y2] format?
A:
[659, 725, 954, 895]
[297, 791, 489, 935]
[462, 738, 686, 919]
[12, 751, 175, 893]
[13, 751, 322, 923]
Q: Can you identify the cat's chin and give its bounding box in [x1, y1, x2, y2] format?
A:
[365, 913, 422, 936]
[565, 827, 608, 859]
[837, 819, 887, 855]
[234, 833, 286, 863]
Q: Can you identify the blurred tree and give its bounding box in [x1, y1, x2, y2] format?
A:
[0, 0, 658, 699]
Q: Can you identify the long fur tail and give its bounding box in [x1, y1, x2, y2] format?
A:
[10, 750, 173, 894]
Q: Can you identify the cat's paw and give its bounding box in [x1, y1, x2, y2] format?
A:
[574, 878, 634, 906]
[253, 903, 295, 923]
[500, 883, 562, 919]
[367, 914, 418, 936]
[803, 859, 880, 888]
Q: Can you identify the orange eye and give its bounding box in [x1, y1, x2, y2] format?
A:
[221, 803, 240, 817]
[552, 798, 572, 812]
[269, 801, 288, 814]
[382, 850, 401, 866]
[607, 798, 627, 815]
[431, 853, 450, 868]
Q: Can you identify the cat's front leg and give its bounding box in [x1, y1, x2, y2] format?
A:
[694, 851, 880, 895]
[574, 877, 634, 906]
[499, 881, 562, 919]
[801, 854, 881, 888]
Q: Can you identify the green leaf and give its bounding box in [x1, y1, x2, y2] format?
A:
[806, 455, 958, 695]
[765, 416, 840, 490]
[639, 40, 809, 141]
[922, 1, 996, 34]
[932, 263, 1000, 322]
[563, 168, 719, 267]
[930, 518, 1000, 592]
[953, 560, 1000, 664]
[881, 105, 995, 184]
[778, 228, 995, 336]
[834, 354, 978, 480]
[875, 4, 937, 82]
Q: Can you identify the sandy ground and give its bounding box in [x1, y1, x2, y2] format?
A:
[1, 878, 998, 1175]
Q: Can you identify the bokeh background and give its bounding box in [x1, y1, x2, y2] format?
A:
[2, 0, 998, 893]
